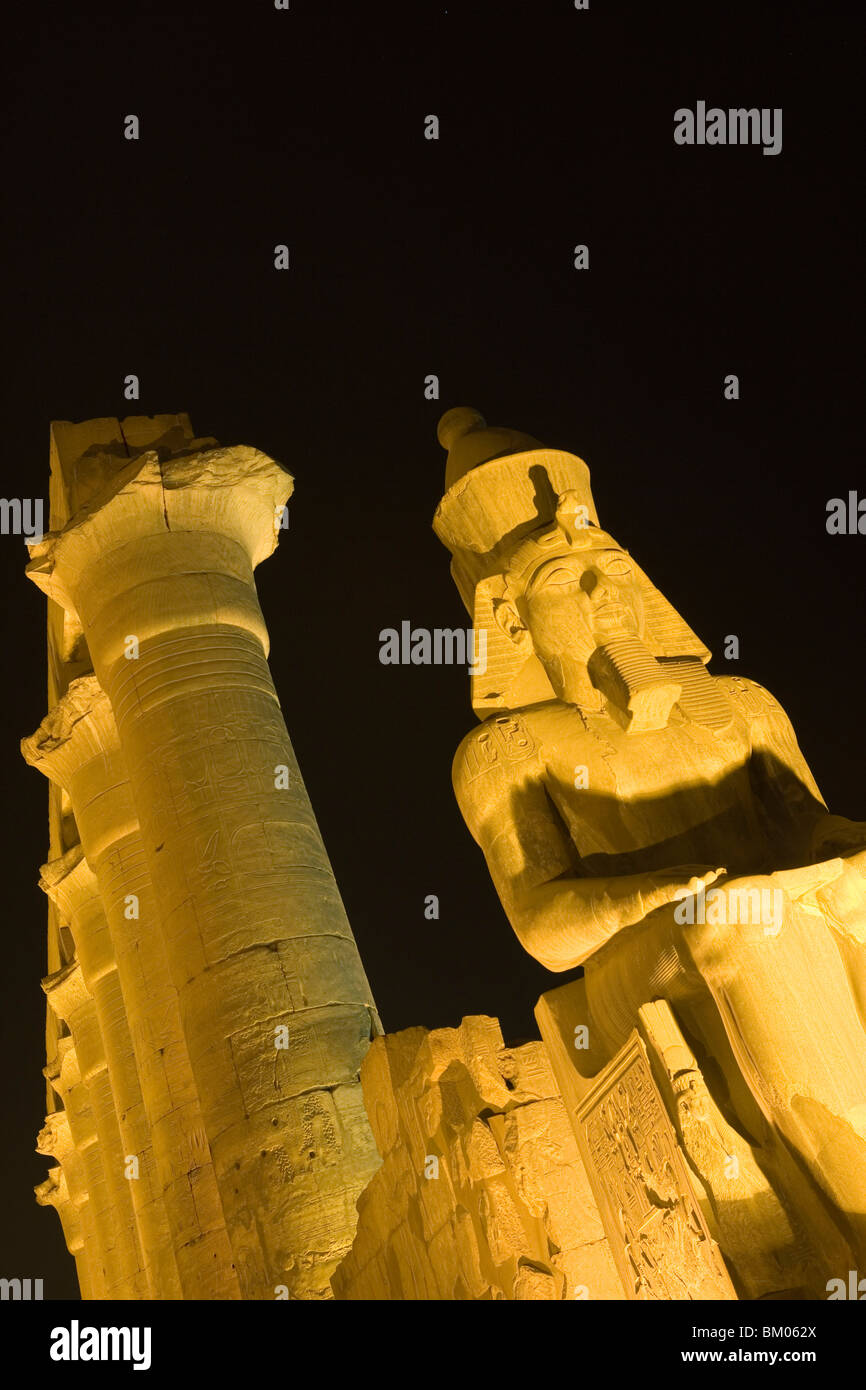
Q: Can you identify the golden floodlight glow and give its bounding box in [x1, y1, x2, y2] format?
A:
[25, 416, 381, 1300]
[24, 409, 866, 1303]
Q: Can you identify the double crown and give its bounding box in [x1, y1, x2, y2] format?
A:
[433, 407, 711, 719]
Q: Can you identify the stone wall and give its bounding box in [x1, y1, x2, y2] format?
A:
[332, 1015, 623, 1300]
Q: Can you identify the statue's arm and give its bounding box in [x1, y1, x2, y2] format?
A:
[453, 724, 724, 972]
[731, 677, 866, 860]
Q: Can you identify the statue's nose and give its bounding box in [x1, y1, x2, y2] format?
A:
[583, 570, 611, 603]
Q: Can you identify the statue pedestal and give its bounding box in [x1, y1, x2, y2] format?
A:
[536, 981, 736, 1299]
[537, 980, 824, 1300]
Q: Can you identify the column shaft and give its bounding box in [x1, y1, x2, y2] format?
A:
[46, 1041, 126, 1299]
[40, 854, 181, 1297]
[36, 1111, 97, 1300]
[28, 446, 382, 1297]
[26, 678, 241, 1298]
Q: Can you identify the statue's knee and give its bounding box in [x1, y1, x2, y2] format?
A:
[676, 883, 786, 982]
[677, 919, 731, 983]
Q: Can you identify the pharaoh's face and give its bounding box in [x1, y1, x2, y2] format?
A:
[501, 546, 646, 703]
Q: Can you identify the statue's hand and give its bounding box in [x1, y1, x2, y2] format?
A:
[641, 864, 727, 917]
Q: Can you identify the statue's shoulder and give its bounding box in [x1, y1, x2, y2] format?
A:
[716, 675, 787, 722]
[453, 709, 545, 804]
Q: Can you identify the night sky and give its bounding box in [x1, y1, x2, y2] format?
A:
[1, 0, 862, 1299]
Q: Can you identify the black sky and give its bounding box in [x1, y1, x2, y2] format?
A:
[1, 0, 863, 1298]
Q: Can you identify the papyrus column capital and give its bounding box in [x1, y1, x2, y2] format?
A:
[39, 845, 98, 908]
[42, 960, 109, 1095]
[37, 1110, 76, 1167]
[25, 447, 293, 668]
[22, 676, 117, 787]
[23, 679, 137, 861]
[38, 847, 114, 979]
[39, 855, 124, 1057]
[35, 1166, 85, 1255]
[41, 960, 92, 1024]
[48, 1035, 82, 1099]
[46, 1042, 98, 1158]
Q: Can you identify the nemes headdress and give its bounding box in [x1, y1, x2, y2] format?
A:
[433, 408, 730, 732]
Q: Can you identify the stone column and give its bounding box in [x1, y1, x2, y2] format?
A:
[35, 1110, 96, 1299]
[27, 445, 381, 1298]
[26, 677, 241, 1300]
[39, 853, 180, 1298]
[42, 963, 149, 1298]
[45, 1038, 129, 1298]
[34, 1163, 92, 1300]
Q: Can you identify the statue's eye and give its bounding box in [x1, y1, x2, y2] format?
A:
[541, 568, 579, 587]
[602, 558, 632, 577]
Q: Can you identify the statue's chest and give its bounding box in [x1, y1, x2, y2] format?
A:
[541, 712, 756, 861]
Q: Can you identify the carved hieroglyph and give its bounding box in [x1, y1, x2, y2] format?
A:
[576, 1032, 735, 1300]
[537, 983, 830, 1298]
[25, 416, 382, 1299]
[437, 406, 866, 1296]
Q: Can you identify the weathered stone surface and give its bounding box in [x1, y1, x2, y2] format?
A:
[25, 416, 381, 1300]
[25, 679, 241, 1298]
[38, 851, 182, 1300]
[332, 1016, 623, 1300]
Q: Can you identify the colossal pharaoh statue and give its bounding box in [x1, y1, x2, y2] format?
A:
[435, 406, 866, 1297]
